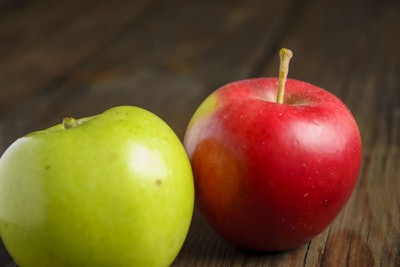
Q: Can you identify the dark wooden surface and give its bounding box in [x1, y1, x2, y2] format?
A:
[0, 0, 399, 266]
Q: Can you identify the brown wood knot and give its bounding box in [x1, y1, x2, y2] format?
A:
[322, 230, 374, 267]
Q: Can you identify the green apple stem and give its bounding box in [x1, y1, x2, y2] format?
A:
[276, 48, 293, 104]
[63, 117, 79, 129]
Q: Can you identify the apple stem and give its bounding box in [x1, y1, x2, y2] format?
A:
[63, 117, 79, 129]
[276, 48, 293, 104]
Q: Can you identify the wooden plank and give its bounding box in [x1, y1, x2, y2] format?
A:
[0, 0, 158, 116]
[0, 0, 25, 14]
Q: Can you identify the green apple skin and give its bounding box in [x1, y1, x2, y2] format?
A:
[0, 106, 194, 267]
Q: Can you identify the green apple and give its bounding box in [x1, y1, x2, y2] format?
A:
[0, 106, 194, 267]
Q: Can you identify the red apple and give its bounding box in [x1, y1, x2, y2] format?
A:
[183, 49, 362, 251]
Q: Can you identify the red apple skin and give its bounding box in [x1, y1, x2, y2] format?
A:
[184, 78, 362, 252]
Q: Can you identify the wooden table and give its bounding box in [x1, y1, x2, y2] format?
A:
[0, 0, 399, 266]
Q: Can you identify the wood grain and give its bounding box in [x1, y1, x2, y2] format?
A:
[0, 0, 158, 116]
[0, 0, 399, 266]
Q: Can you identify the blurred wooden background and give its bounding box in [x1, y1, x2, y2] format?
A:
[0, 0, 399, 266]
